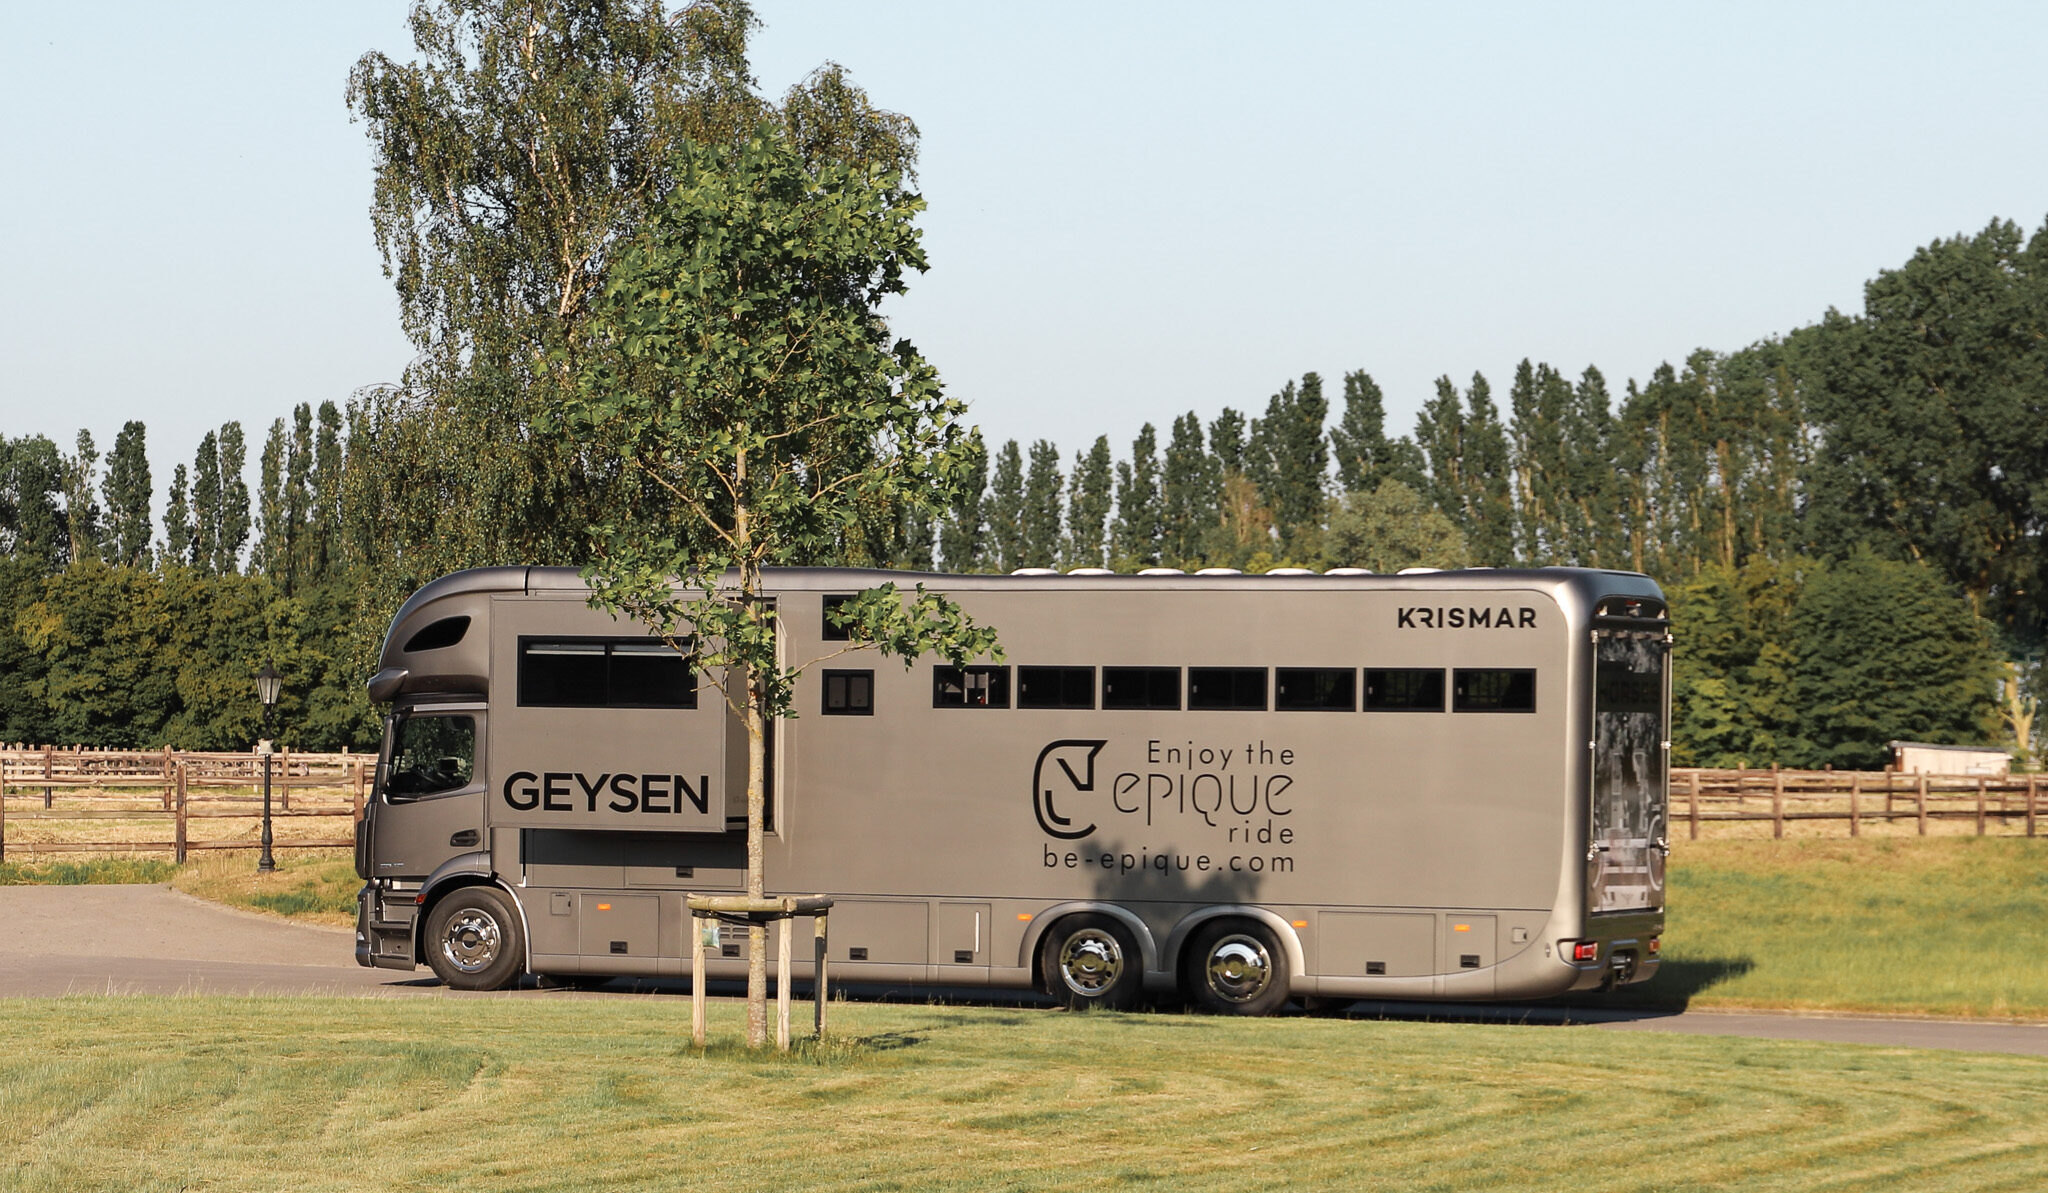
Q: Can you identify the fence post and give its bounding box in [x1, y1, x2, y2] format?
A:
[690, 910, 708, 1048]
[1, 761, 8, 865]
[174, 763, 188, 865]
[1849, 774, 1861, 839]
[352, 759, 366, 822]
[1976, 778, 1987, 837]
[814, 912, 830, 1038]
[1772, 770, 1785, 840]
[777, 912, 793, 1052]
[1917, 775, 1929, 836]
[1688, 770, 1700, 840]
[2029, 775, 2039, 839]
[43, 744, 53, 809]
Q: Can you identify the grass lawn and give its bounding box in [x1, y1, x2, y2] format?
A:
[4, 996, 2047, 1193]
[1613, 837, 2048, 1020]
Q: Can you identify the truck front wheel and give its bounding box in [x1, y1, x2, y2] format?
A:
[423, 886, 525, 991]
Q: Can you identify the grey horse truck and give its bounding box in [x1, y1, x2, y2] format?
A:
[354, 565, 1668, 1014]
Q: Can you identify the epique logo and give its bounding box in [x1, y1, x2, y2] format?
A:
[1033, 740, 1107, 840]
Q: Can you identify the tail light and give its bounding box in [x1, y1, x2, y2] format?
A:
[1647, 936, 1661, 955]
[1569, 941, 1600, 963]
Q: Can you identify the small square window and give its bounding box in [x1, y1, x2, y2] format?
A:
[1103, 666, 1180, 710]
[1453, 668, 1536, 713]
[1019, 666, 1095, 709]
[821, 595, 854, 641]
[822, 669, 873, 716]
[1364, 669, 1445, 712]
[1188, 667, 1266, 711]
[1276, 668, 1356, 711]
[933, 665, 1011, 708]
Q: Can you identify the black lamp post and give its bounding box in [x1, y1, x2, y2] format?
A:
[256, 658, 281, 874]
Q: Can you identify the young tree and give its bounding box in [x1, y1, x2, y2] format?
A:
[563, 124, 996, 1048]
[102, 421, 153, 567]
[1063, 435, 1112, 569]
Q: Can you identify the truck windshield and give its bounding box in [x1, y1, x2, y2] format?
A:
[385, 714, 476, 800]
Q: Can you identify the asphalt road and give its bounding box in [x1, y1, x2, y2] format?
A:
[5, 884, 2048, 1057]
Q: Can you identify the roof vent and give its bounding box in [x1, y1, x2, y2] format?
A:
[1193, 567, 1243, 576]
[1397, 567, 1441, 575]
[1066, 567, 1116, 576]
[1009, 568, 1061, 576]
[1265, 567, 1317, 576]
[1135, 567, 1185, 576]
[1324, 567, 1372, 576]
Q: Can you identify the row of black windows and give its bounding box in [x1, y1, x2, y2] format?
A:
[822, 665, 1538, 716]
[512, 637, 1540, 718]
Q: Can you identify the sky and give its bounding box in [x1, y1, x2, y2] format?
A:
[5, 1, 2047, 519]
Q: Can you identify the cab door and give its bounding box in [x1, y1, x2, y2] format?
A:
[368, 705, 488, 880]
[1589, 628, 1669, 913]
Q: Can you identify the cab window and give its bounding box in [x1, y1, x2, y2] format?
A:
[385, 714, 477, 800]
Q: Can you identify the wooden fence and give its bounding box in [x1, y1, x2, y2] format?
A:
[1670, 766, 2045, 839]
[0, 745, 369, 863]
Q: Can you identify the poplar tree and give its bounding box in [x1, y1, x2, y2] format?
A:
[102, 420, 153, 567]
[1064, 435, 1112, 569]
[1160, 412, 1216, 566]
[312, 401, 345, 580]
[285, 404, 314, 583]
[190, 431, 221, 573]
[1111, 423, 1162, 567]
[985, 439, 1025, 573]
[1021, 439, 1064, 568]
[938, 429, 987, 572]
[1507, 359, 1571, 565]
[1329, 370, 1391, 493]
[257, 419, 287, 580]
[216, 422, 251, 575]
[163, 464, 193, 570]
[2, 435, 68, 573]
[1559, 366, 1620, 568]
[63, 430, 103, 565]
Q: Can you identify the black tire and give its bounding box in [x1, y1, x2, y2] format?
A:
[422, 886, 525, 991]
[1182, 919, 1291, 1016]
[1294, 995, 1355, 1017]
[1039, 913, 1143, 1011]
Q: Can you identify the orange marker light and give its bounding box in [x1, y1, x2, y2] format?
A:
[1017, 913, 1034, 922]
[597, 903, 612, 911]
[1452, 923, 1470, 932]
[1291, 920, 1308, 929]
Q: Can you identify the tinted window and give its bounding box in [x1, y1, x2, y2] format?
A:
[821, 594, 853, 642]
[1019, 666, 1095, 709]
[1365, 668, 1445, 712]
[1597, 654, 1661, 713]
[1188, 667, 1266, 711]
[403, 615, 471, 653]
[933, 665, 1011, 708]
[519, 639, 695, 708]
[386, 715, 476, 800]
[1103, 666, 1180, 710]
[1276, 668, 1355, 711]
[822, 669, 873, 716]
[1453, 668, 1537, 712]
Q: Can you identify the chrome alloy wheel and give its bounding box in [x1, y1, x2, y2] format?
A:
[440, 907, 503, 974]
[1202, 934, 1274, 1004]
[1056, 928, 1126, 997]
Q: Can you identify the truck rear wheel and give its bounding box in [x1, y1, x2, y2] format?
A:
[1183, 920, 1290, 1016]
[1040, 914, 1142, 1011]
[423, 886, 525, 991]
